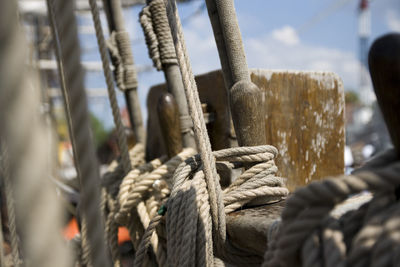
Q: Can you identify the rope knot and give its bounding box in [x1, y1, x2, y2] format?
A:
[106, 31, 138, 91]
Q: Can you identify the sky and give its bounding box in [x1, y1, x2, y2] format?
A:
[77, 0, 400, 129]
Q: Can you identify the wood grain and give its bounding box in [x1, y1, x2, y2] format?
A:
[146, 69, 345, 190]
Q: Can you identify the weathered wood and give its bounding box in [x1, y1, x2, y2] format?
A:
[230, 81, 267, 146]
[251, 69, 345, 190]
[147, 69, 345, 190]
[157, 93, 183, 158]
[369, 33, 400, 155]
[226, 193, 372, 256]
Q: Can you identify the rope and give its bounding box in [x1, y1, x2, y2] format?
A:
[0, 1, 69, 265]
[0, 145, 20, 266]
[46, 0, 110, 265]
[139, 0, 178, 71]
[164, 0, 227, 256]
[262, 149, 400, 267]
[106, 31, 138, 91]
[88, 0, 131, 174]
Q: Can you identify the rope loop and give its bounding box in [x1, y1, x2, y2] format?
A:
[139, 0, 178, 71]
[106, 31, 138, 91]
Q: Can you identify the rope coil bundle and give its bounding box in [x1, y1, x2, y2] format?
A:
[106, 31, 139, 91]
[263, 150, 400, 267]
[139, 0, 178, 70]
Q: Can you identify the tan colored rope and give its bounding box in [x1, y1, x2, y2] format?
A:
[88, 0, 131, 174]
[139, 0, 178, 70]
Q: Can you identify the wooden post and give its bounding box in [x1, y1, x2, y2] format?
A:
[369, 33, 400, 155]
[157, 93, 183, 158]
[205, 0, 266, 147]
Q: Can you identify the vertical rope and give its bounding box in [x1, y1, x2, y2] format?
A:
[88, 0, 131, 174]
[0, 145, 20, 267]
[164, 0, 227, 251]
[46, 0, 110, 266]
[0, 1, 70, 266]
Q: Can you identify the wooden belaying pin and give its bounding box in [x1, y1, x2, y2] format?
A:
[369, 33, 400, 155]
[157, 93, 183, 158]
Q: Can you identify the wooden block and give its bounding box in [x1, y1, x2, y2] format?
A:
[146, 69, 345, 190]
[251, 69, 345, 190]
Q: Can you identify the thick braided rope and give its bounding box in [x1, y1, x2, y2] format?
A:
[47, 0, 110, 265]
[107, 31, 138, 91]
[262, 150, 400, 267]
[165, 0, 227, 254]
[115, 148, 196, 223]
[88, 0, 131, 174]
[134, 213, 163, 267]
[139, 0, 177, 71]
[166, 145, 288, 266]
[0, 1, 70, 265]
[0, 145, 20, 266]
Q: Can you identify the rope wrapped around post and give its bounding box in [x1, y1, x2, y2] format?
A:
[139, 0, 178, 70]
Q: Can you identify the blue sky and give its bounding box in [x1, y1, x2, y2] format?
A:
[78, 0, 400, 129]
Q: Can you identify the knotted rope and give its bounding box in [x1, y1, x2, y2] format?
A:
[139, 0, 178, 70]
[134, 145, 288, 266]
[106, 31, 138, 92]
[100, 146, 196, 266]
[262, 149, 400, 267]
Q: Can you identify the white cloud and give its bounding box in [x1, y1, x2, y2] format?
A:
[181, 16, 361, 90]
[386, 10, 400, 32]
[271, 26, 300, 46]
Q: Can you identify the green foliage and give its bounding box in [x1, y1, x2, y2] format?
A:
[345, 90, 360, 105]
[89, 113, 110, 148]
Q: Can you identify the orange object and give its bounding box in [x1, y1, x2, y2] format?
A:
[63, 217, 131, 244]
[63, 217, 79, 240]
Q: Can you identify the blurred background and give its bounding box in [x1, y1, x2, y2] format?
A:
[17, 0, 400, 175]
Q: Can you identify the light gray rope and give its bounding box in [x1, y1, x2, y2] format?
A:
[0, 145, 20, 267]
[46, 0, 110, 265]
[0, 1, 69, 266]
[88, 0, 131, 174]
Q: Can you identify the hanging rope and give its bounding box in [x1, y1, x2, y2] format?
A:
[0, 1, 70, 266]
[46, 0, 110, 265]
[0, 145, 20, 267]
[139, 0, 178, 70]
[88, 0, 131, 174]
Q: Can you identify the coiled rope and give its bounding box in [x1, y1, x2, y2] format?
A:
[263, 149, 400, 267]
[132, 2, 289, 266]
